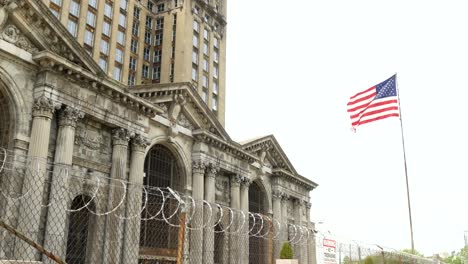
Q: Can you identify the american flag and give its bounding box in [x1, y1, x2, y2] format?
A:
[347, 75, 399, 130]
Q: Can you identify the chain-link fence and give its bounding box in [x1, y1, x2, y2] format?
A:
[0, 148, 313, 264]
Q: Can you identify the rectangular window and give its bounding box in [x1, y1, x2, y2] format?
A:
[87, 11, 96, 27]
[193, 20, 199, 32]
[192, 50, 198, 64]
[192, 67, 198, 81]
[193, 35, 198, 48]
[102, 21, 111, 37]
[98, 57, 107, 71]
[171, 46, 175, 58]
[115, 48, 124, 63]
[147, 1, 153, 11]
[214, 50, 219, 62]
[51, 0, 62, 6]
[84, 29, 94, 46]
[100, 39, 109, 55]
[172, 29, 176, 41]
[118, 13, 126, 27]
[130, 39, 138, 53]
[157, 3, 164, 12]
[128, 74, 135, 85]
[129, 57, 137, 70]
[113, 66, 122, 81]
[132, 22, 139, 36]
[202, 59, 208, 72]
[88, 0, 97, 9]
[117, 30, 125, 45]
[202, 89, 207, 102]
[203, 42, 208, 55]
[144, 31, 151, 44]
[50, 8, 60, 18]
[67, 20, 78, 37]
[204, 14, 210, 24]
[213, 65, 218, 78]
[120, 0, 127, 10]
[212, 96, 218, 110]
[153, 50, 161, 63]
[143, 47, 150, 61]
[146, 16, 152, 28]
[142, 64, 149, 78]
[170, 63, 174, 81]
[104, 2, 113, 18]
[154, 33, 162, 46]
[213, 81, 218, 94]
[156, 18, 164, 30]
[202, 75, 208, 88]
[69, 0, 80, 17]
[152, 66, 160, 79]
[133, 7, 140, 19]
[203, 29, 209, 41]
[214, 38, 219, 48]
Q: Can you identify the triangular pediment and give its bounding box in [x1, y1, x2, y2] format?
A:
[132, 83, 231, 141]
[1, 0, 103, 75]
[241, 135, 298, 175]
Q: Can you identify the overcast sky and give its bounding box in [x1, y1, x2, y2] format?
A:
[226, 0, 468, 256]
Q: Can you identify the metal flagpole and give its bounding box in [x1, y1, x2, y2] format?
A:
[395, 73, 415, 253]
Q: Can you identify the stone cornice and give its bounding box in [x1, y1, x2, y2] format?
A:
[273, 169, 318, 191]
[193, 130, 258, 164]
[33, 51, 163, 118]
[192, 0, 227, 27]
[132, 82, 229, 141]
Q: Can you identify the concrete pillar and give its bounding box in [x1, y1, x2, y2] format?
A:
[281, 194, 289, 242]
[190, 160, 205, 263]
[122, 134, 149, 264]
[15, 95, 56, 260]
[300, 200, 308, 264]
[272, 190, 283, 259]
[305, 202, 316, 264]
[203, 163, 218, 264]
[293, 198, 302, 261]
[43, 106, 83, 263]
[240, 177, 251, 264]
[229, 174, 241, 264]
[103, 128, 130, 264]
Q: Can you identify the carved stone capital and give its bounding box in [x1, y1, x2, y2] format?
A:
[241, 176, 251, 188]
[192, 160, 206, 175]
[230, 174, 242, 187]
[272, 190, 283, 200]
[206, 163, 219, 179]
[112, 128, 130, 146]
[305, 201, 312, 209]
[32, 95, 56, 118]
[58, 106, 84, 128]
[131, 133, 149, 152]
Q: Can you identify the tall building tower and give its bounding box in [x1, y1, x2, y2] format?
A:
[44, 0, 227, 125]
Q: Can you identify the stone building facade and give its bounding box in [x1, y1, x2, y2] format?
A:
[0, 0, 318, 263]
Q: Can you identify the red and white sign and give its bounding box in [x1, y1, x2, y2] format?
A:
[323, 239, 337, 264]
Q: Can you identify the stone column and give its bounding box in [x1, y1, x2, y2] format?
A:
[300, 200, 308, 264]
[15, 95, 56, 260]
[240, 176, 251, 264]
[190, 160, 205, 263]
[229, 174, 241, 264]
[103, 128, 130, 264]
[272, 190, 283, 259]
[305, 202, 315, 264]
[281, 194, 289, 242]
[203, 163, 218, 264]
[293, 198, 302, 261]
[122, 134, 149, 264]
[43, 106, 83, 264]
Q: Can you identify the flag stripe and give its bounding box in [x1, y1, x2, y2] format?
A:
[347, 90, 376, 106]
[357, 113, 400, 126]
[349, 86, 375, 100]
[349, 99, 399, 119]
[352, 107, 399, 126]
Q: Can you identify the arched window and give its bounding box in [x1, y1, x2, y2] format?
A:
[65, 195, 94, 264]
[140, 144, 182, 260]
[0, 84, 13, 149]
[249, 182, 268, 264]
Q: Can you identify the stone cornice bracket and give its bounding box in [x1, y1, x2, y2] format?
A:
[206, 162, 219, 179]
[192, 160, 206, 175]
[32, 95, 56, 118]
[131, 133, 149, 152]
[240, 176, 251, 187]
[112, 128, 130, 146]
[58, 106, 84, 128]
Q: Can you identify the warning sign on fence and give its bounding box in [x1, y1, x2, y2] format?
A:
[323, 238, 337, 264]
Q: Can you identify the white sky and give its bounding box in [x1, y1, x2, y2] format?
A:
[225, 0, 468, 256]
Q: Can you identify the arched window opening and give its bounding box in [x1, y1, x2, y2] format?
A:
[248, 182, 268, 264]
[140, 144, 182, 261]
[0, 86, 12, 149]
[65, 195, 94, 264]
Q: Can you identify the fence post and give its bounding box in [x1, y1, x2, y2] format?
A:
[176, 211, 187, 264]
[382, 250, 385, 264]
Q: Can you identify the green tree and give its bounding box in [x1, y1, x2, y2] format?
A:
[401, 249, 424, 257]
[445, 246, 468, 264]
[280, 242, 294, 259]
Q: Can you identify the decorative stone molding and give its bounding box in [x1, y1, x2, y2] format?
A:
[0, 24, 38, 53]
[230, 174, 242, 187]
[305, 201, 312, 210]
[75, 129, 104, 151]
[32, 95, 55, 118]
[112, 128, 130, 146]
[192, 160, 206, 175]
[206, 163, 219, 179]
[240, 176, 251, 187]
[281, 193, 290, 202]
[272, 190, 283, 200]
[58, 106, 84, 128]
[0, 0, 20, 32]
[131, 133, 149, 153]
